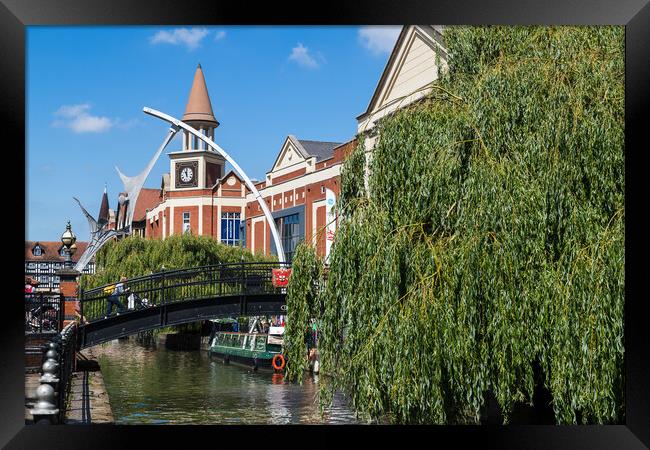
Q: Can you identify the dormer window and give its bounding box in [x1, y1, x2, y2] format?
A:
[59, 247, 67, 257]
[32, 245, 42, 256]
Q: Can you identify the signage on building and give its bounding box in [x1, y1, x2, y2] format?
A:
[272, 268, 292, 287]
[325, 188, 336, 263]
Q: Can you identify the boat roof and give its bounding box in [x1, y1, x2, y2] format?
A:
[210, 318, 238, 323]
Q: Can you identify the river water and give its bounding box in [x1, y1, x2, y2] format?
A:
[93, 338, 360, 424]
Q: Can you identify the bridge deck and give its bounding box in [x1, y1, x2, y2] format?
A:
[78, 262, 289, 348]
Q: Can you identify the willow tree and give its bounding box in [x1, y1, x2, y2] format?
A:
[284, 244, 323, 382]
[301, 26, 624, 424]
[80, 234, 275, 290]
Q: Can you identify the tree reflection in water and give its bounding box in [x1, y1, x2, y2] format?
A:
[94, 338, 358, 424]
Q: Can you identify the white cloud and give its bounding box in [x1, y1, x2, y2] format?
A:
[52, 103, 115, 134]
[358, 26, 401, 55]
[150, 27, 210, 50]
[214, 30, 226, 41]
[288, 43, 320, 69]
[68, 115, 113, 133]
[54, 103, 91, 118]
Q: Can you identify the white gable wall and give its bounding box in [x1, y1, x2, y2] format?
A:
[266, 136, 317, 185]
[383, 33, 441, 104]
[274, 141, 305, 171]
[357, 26, 447, 136]
[356, 25, 447, 195]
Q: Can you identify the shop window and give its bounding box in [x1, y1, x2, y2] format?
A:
[275, 213, 301, 263]
[221, 212, 241, 246]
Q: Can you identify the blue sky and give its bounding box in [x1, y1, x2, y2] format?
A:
[26, 26, 401, 242]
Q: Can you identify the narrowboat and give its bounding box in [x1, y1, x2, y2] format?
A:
[208, 318, 286, 372]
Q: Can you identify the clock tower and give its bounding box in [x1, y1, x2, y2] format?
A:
[169, 63, 225, 191]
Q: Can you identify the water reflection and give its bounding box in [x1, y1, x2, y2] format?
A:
[94, 338, 359, 424]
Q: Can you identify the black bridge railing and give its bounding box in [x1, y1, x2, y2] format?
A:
[80, 262, 291, 323]
[25, 292, 63, 334]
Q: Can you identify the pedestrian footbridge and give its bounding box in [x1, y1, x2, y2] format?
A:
[77, 262, 290, 348]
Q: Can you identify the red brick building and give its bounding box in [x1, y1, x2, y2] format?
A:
[145, 64, 248, 242]
[244, 136, 356, 261]
[123, 61, 361, 264]
[139, 64, 357, 262]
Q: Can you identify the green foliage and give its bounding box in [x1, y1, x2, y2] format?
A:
[313, 26, 624, 424]
[284, 243, 323, 382]
[79, 234, 275, 290]
[338, 135, 368, 215]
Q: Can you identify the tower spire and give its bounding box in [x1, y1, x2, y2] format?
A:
[98, 184, 110, 226]
[182, 64, 218, 125]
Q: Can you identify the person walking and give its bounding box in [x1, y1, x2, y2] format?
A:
[105, 276, 128, 318]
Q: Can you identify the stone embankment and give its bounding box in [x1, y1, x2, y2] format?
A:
[64, 347, 114, 424]
[25, 347, 114, 424]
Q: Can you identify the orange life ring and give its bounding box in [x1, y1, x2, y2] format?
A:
[272, 354, 286, 371]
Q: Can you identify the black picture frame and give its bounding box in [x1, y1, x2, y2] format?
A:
[4, 0, 648, 448]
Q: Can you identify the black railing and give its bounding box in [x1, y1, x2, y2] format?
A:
[80, 262, 291, 323]
[57, 322, 77, 423]
[25, 292, 63, 334]
[29, 322, 78, 424]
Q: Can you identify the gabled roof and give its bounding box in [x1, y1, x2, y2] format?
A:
[25, 241, 90, 263]
[132, 188, 162, 222]
[357, 25, 447, 122]
[182, 63, 219, 125]
[220, 169, 244, 185]
[298, 139, 343, 162]
[270, 135, 342, 173]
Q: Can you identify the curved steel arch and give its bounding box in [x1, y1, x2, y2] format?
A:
[73, 126, 180, 272]
[143, 107, 286, 263]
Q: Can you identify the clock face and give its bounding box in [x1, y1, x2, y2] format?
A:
[180, 167, 194, 183]
[176, 161, 198, 188]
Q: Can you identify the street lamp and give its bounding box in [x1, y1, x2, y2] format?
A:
[60, 221, 77, 269]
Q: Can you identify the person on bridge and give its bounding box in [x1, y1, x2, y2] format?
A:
[75, 306, 88, 325]
[105, 276, 128, 318]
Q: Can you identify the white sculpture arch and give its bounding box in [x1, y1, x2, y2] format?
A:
[143, 107, 286, 263]
[73, 126, 180, 271]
